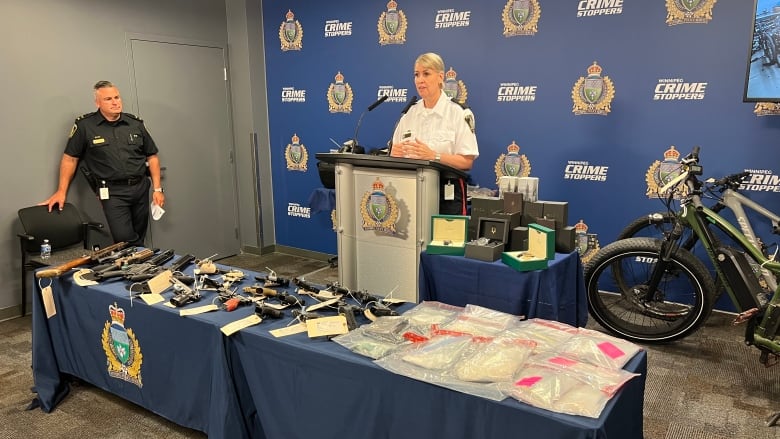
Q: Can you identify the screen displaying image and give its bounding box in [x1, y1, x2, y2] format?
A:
[744, 0, 780, 102]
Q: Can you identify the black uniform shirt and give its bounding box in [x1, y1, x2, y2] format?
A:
[64, 111, 159, 180]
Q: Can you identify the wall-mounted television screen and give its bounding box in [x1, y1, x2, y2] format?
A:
[744, 0, 780, 102]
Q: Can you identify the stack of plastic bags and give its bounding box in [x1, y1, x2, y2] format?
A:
[332, 301, 642, 418]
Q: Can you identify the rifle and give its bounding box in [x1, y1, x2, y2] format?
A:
[35, 241, 128, 278]
[74, 248, 161, 283]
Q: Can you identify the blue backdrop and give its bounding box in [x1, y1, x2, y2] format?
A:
[261, 0, 780, 287]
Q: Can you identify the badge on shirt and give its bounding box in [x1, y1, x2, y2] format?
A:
[92, 136, 105, 145]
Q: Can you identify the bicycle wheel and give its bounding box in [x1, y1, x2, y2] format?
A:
[617, 212, 695, 242]
[584, 237, 716, 343]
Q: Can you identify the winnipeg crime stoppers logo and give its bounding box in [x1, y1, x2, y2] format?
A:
[377, 86, 408, 103]
[443, 67, 468, 105]
[753, 102, 780, 117]
[653, 78, 707, 100]
[502, 0, 540, 37]
[574, 220, 600, 265]
[324, 19, 352, 37]
[101, 303, 143, 387]
[665, 0, 716, 26]
[577, 0, 623, 17]
[281, 87, 306, 103]
[378, 0, 408, 45]
[288, 203, 312, 218]
[742, 169, 780, 192]
[435, 9, 471, 29]
[572, 61, 615, 116]
[564, 160, 608, 181]
[279, 10, 303, 51]
[285, 133, 308, 172]
[360, 178, 399, 233]
[497, 82, 537, 102]
[327, 71, 354, 113]
[645, 145, 689, 199]
[495, 141, 532, 183]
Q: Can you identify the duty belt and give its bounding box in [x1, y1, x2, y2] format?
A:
[104, 176, 144, 185]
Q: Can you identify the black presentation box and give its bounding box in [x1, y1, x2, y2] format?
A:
[464, 217, 509, 262]
[556, 226, 577, 253]
[510, 226, 529, 251]
[522, 201, 545, 226]
[503, 192, 524, 214]
[541, 201, 569, 228]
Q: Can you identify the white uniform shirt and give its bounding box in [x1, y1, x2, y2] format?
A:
[392, 93, 479, 158]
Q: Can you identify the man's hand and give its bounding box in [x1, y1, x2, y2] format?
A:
[39, 191, 67, 212]
[152, 191, 165, 208]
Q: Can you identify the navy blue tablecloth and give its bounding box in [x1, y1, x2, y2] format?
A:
[31, 261, 642, 439]
[419, 251, 588, 327]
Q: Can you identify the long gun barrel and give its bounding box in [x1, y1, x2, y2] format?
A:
[36, 241, 128, 278]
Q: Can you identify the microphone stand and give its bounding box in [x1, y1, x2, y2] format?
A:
[343, 94, 389, 154]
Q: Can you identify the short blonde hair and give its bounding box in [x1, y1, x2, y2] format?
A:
[415, 52, 445, 74]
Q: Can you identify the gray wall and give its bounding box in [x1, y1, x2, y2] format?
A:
[0, 0, 271, 316]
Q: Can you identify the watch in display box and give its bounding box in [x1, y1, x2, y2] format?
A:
[502, 223, 555, 271]
[427, 215, 469, 256]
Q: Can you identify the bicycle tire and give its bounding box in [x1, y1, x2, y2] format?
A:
[584, 237, 716, 343]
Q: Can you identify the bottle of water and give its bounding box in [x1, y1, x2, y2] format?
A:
[40, 239, 52, 260]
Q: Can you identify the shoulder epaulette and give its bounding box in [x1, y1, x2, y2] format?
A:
[74, 111, 96, 122]
[124, 113, 143, 122]
[450, 97, 470, 110]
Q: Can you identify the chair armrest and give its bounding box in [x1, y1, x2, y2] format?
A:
[85, 221, 104, 230]
[17, 233, 35, 241]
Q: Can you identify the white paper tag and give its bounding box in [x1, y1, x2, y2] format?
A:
[221, 314, 263, 336]
[99, 187, 110, 200]
[444, 182, 455, 201]
[42, 285, 56, 318]
[270, 322, 308, 337]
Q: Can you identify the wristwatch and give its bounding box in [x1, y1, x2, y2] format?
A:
[153, 187, 164, 193]
[434, 152, 441, 162]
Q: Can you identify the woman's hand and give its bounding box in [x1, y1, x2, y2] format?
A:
[390, 138, 435, 160]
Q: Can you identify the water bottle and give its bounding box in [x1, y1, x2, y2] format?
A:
[40, 239, 52, 260]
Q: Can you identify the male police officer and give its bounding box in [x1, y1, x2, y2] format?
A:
[42, 81, 165, 246]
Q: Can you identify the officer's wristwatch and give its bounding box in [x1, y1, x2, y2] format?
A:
[154, 187, 164, 193]
[434, 152, 441, 162]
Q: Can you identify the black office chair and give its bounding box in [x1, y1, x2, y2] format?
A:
[17, 203, 103, 316]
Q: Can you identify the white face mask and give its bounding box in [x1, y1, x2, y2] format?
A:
[150, 202, 166, 221]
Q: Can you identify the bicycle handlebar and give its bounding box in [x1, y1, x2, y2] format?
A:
[708, 171, 751, 191]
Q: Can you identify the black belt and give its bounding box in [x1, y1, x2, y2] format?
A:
[103, 176, 144, 185]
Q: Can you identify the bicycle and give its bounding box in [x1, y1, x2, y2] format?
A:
[615, 171, 777, 297]
[583, 146, 780, 366]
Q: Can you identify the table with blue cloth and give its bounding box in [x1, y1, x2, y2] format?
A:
[31, 260, 643, 439]
[419, 251, 588, 327]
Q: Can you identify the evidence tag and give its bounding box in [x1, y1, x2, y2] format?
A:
[99, 180, 109, 200]
[444, 180, 455, 201]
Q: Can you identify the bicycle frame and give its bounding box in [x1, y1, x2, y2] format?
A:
[717, 187, 780, 293]
[680, 193, 780, 358]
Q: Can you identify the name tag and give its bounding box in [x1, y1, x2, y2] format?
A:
[92, 137, 105, 145]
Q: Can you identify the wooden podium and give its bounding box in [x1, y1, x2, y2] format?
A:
[316, 153, 466, 302]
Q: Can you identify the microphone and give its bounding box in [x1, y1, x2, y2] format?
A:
[343, 95, 390, 154]
[400, 95, 419, 115]
[385, 95, 419, 156]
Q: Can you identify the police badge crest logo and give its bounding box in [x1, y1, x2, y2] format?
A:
[285, 133, 309, 172]
[378, 0, 408, 45]
[494, 141, 532, 183]
[502, 0, 541, 37]
[572, 61, 615, 116]
[645, 145, 689, 199]
[327, 71, 354, 114]
[279, 9, 303, 51]
[665, 0, 716, 26]
[443, 67, 468, 105]
[574, 219, 600, 265]
[754, 102, 780, 117]
[101, 303, 143, 387]
[360, 178, 399, 234]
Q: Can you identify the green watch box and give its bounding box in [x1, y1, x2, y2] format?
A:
[427, 215, 469, 256]
[502, 223, 555, 272]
